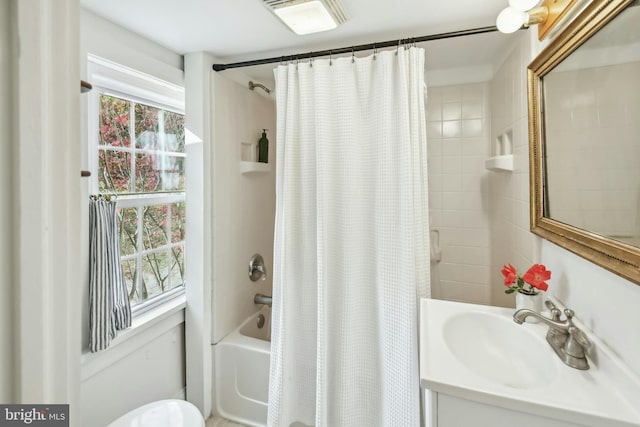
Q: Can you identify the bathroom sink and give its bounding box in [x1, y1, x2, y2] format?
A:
[420, 299, 640, 427]
[442, 311, 556, 389]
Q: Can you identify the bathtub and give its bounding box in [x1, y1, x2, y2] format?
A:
[214, 306, 271, 427]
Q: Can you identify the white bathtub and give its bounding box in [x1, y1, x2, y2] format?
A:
[214, 306, 271, 427]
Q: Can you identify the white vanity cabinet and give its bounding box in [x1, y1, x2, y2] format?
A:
[424, 390, 585, 427]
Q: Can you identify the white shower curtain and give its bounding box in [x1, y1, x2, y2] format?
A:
[268, 47, 430, 427]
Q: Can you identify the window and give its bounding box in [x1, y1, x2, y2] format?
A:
[89, 56, 186, 310]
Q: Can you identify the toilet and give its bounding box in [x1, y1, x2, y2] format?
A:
[107, 399, 205, 427]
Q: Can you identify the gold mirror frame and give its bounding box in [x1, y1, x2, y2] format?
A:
[528, 0, 640, 286]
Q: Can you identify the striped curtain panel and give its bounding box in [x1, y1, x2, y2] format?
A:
[89, 197, 132, 352]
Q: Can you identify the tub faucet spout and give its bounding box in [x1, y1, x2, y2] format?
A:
[254, 293, 272, 307]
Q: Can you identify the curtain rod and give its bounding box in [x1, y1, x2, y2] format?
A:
[212, 25, 499, 71]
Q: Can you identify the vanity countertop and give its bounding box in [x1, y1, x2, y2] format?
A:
[420, 298, 640, 427]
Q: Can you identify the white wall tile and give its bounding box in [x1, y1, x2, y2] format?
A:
[461, 174, 481, 192]
[442, 120, 462, 138]
[427, 121, 443, 139]
[442, 156, 462, 174]
[442, 192, 464, 210]
[427, 103, 442, 122]
[463, 246, 490, 266]
[429, 173, 443, 193]
[442, 86, 463, 102]
[462, 119, 483, 138]
[429, 192, 443, 210]
[441, 209, 465, 228]
[461, 84, 484, 100]
[427, 155, 443, 174]
[428, 82, 491, 305]
[440, 262, 466, 283]
[441, 245, 466, 264]
[463, 138, 488, 157]
[442, 139, 462, 157]
[461, 156, 485, 176]
[463, 265, 490, 285]
[462, 100, 483, 119]
[442, 102, 462, 120]
[440, 281, 491, 305]
[442, 174, 462, 192]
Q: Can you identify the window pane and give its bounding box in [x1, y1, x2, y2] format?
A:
[134, 103, 159, 149]
[161, 155, 185, 191]
[135, 153, 161, 192]
[122, 259, 138, 305]
[117, 207, 138, 256]
[170, 245, 185, 289]
[141, 250, 169, 300]
[98, 149, 131, 192]
[99, 95, 131, 147]
[171, 202, 185, 243]
[142, 204, 168, 250]
[164, 111, 185, 153]
[96, 80, 186, 309]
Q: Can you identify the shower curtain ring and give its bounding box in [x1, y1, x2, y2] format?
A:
[373, 43, 377, 60]
[329, 50, 332, 66]
[351, 47, 355, 63]
[396, 39, 401, 55]
[309, 52, 313, 67]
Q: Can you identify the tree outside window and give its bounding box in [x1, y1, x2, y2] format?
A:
[98, 94, 186, 305]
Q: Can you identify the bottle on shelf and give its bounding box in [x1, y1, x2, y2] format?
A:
[257, 129, 269, 163]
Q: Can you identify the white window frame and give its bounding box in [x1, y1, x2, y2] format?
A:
[88, 55, 186, 316]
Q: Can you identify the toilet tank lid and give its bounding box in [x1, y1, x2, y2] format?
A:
[107, 399, 204, 427]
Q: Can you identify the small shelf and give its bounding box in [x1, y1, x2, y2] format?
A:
[240, 161, 271, 174]
[485, 155, 514, 172]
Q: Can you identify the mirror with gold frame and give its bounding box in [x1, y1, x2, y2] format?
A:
[529, 0, 640, 285]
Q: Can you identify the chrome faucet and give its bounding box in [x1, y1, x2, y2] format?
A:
[254, 293, 272, 307]
[513, 300, 591, 370]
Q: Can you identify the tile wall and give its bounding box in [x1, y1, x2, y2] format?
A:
[211, 72, 276, 343]
[488, 33, 536, 308]
[426, 83, 492, 304]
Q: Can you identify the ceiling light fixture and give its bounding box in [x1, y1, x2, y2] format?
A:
[263, 0, 348, 35]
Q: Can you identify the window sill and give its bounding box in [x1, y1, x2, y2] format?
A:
[81, 292, 186, 381]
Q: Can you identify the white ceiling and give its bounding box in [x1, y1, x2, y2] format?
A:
[81, 0, 517, 82]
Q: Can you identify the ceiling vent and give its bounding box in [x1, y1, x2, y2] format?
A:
[263, 0, 349, 35]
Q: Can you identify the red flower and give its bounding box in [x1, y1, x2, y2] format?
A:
[501, 264, 517, 286]
[522, 264, 551, 291]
